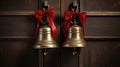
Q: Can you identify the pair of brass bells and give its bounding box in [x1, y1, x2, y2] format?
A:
[34, 24, 87, 49]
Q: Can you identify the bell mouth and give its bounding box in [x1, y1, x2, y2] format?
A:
[63, 42, 87, 48]
[63, 44, 87, 48]
[34, 41, 58, 49]
[34, 44, 58, 49]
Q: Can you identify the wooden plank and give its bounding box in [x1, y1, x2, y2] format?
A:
[85, 17, 120, 36]
[0, 35, 120, 40]
[0, 16, 36, 36]
[80, 0, 120, 12]
[0, 0, 38, 11]
[0, 11, 120, 16]
[0, 36, 33, 39]
[86, 41, 120, 67]
[85, 36, 120, 40]
[0, 35, 120, 41]
[87, 12, 120, 16]
[80, 0, 120, 16]
[0, 11, 34, 16]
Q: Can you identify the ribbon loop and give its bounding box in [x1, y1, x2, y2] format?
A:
[35, 10, 44, 20]
[35, 8, 57, 38]
[64, 10, 86, 37]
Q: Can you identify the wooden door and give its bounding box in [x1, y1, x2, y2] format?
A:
[0, 0, 120, 67]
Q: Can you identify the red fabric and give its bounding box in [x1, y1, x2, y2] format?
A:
[64, 10, 86, 37]
[35, 8, 57, 38]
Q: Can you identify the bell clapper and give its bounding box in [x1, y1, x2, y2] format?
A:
[72, 48, 77, 55]
[43, 48, 48, 56]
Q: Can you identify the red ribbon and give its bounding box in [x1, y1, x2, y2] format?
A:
[64, 10, 86, 37]
[35, 8, 57, 38]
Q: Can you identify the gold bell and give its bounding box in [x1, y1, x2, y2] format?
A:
[34, 25, 58, 48]
[63, 24, 87, 47]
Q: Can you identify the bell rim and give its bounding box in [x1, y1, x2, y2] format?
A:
[63, 43, 87, 47]
[34, 45, 58, 49]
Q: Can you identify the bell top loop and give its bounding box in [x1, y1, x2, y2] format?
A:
[42, 1, 49, 11]
[42, 1, 49, 24]
[72, 1, 78, 12]
[71, 1, 79, 24]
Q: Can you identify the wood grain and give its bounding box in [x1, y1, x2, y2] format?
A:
[0, 0, 38, 11]
[81, 0, 120, 11]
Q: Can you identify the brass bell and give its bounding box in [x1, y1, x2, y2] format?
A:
[63, 24, 87, 47]
[34, 25, 58, 48]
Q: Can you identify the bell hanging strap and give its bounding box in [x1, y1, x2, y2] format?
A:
[35, 8, 57, 38]
[64, 10, 86, 37]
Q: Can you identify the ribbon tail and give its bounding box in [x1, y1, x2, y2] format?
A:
[64, 21, 70, 37]
[79, 12, 86, 22]
[35, 20, 40, 38]
[47, 17, 57, 37]
[77, 21, 85, 36]
[79, 12, 86, 36]
[81, 24, 85, 36]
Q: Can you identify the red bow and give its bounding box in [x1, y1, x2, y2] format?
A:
[35, 8, 57, 38]
[64, 10, 86, 37]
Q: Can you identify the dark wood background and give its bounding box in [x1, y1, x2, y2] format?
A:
[0, 0, 120, 67]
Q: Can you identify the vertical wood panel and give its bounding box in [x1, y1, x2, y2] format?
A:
[0, 0, 38, 11]
[0, 40, 38, 67]
[0, 16, 36, 36]
[81, 0, 120, 67]
[81, 0, 120, 11]
[81, 47, 88, 67]
[61, 48, 78, 67]
[44, 49, 60, 67]
[0, 0, 39, 67]
[85, 17, 120, 36]
[85, 41, 120, 67]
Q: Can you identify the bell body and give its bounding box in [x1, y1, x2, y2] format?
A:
[63, 24, 87, 47]
[34, 25, 58, 48]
